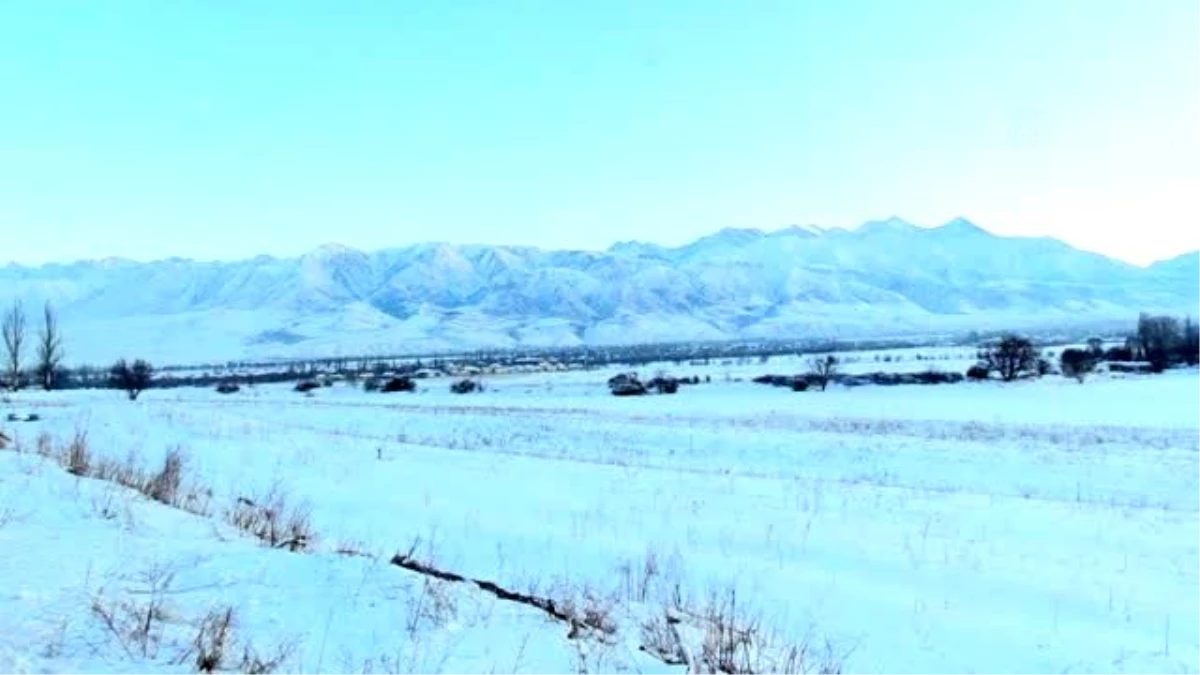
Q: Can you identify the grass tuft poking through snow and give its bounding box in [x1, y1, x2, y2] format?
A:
[224, 484, 315, 552]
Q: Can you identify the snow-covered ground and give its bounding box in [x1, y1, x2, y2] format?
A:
[2, 367, 1197, 673]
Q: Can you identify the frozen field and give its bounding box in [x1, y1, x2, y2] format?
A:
[2, 367, 1197, 673]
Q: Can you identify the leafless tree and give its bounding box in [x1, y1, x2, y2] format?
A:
[36, 302, 64, 390]
[2, 300, 26, 391]
[1137, 312, 1183, 372]
[111, 358, 154, 401]
[806, 354, 839, 391]
[983, 334, 1037, 381]
[1184, 316, 1199, 366]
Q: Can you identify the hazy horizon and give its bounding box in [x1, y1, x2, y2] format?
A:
[2, 1, 1197, 267]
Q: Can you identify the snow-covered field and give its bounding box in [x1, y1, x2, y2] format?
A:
[2, 367, 1197, 673]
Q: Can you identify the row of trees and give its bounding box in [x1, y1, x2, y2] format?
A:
[975, 313, 1198, 385]
[1133, 313, 1199, 371]
[1059, 313, 1199, 382]
[2, 300, 65, 391]
[1, 299, 153, 399]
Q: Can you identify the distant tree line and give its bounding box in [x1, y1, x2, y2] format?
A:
[3, 298, 1194, 399]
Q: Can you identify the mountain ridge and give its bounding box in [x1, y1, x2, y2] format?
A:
[1, 218, 1195, 364]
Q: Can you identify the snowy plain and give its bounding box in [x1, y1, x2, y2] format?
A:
[1, 363, 1197, 674]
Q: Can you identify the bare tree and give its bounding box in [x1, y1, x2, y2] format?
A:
[806, 354, 839, 391]
[111, 358, 154, 401]
[983, 334, 1037, 382]
[1137, 312, 1183, 372]
[1183, 316, 1200, 366]
[2, 300, 26, 391]
[36, 302, 64, 390]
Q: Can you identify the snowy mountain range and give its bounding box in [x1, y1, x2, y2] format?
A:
[2, 217, 1196, 364]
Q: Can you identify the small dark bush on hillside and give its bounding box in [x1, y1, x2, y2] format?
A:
[110, 358, 154, 401]
[911, 369, 962, 385]
[791, 378, 809, 392]
[608, 372, 647, 396]
[646, 376, 679, 394]
[450, 378, 479, 394]
[1060, 348, 1097, 382]
[215, 383, 240, 395]
[362, 378, 380, 392]
[382, 376, 416, 393]
[966, 364, 990, 381]
[611, 381, 647, 396]
[294, 381, 320, 393]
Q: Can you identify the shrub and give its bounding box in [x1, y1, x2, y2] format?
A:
[450, 378, 479, 394]
[1060, 348, 1097, 382]
[608, 372, 648, 396]
[966, 364, 990, 381]
[293, 381, 320, 393]
[382, 376, 416, 393]
[110, 358, 154, 401]
[145, 448, 185, 506]
[912, 369, 962, 385]
[65, 430, 91, 476]
[646, 375, 679, 394]
[215, 382, 240, 395]
[791, 378, 809, 392]
[362, 378, 381, 392]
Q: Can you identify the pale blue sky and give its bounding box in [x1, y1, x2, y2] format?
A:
[1, 0, 1196, 266]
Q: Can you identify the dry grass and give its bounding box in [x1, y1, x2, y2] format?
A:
[2, 420, 850, 674]
[190, 606, 237, 673]
[404, 577, 460, 635]
[90, 564, 177, 659]
[677, 589, 847, 674]
[64, 430, 92, 476]
[225, 485, 314, 552]
[145, 447, 185, 505]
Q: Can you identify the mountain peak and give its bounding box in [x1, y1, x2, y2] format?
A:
[937, 217, 990, 235]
